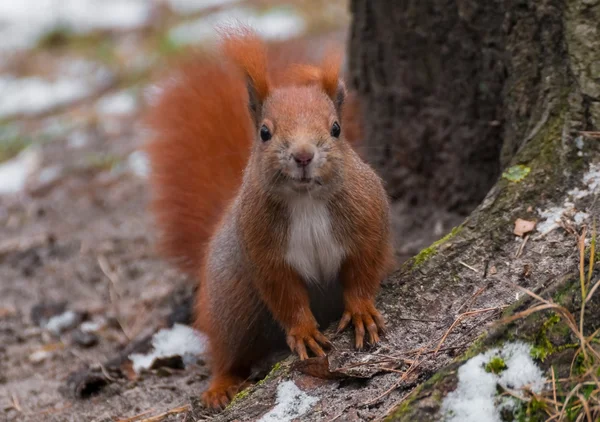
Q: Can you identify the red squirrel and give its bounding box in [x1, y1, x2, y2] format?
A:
[145, 28, 394, 410]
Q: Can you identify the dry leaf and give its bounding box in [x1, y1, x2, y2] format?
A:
[0, 307, 16, 318]
[293, 356, 345, 380]
[514, 218, 536, 237]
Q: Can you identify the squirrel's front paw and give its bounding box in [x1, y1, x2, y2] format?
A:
[337, 300, 386, 349]
[286, 323, 332, 360]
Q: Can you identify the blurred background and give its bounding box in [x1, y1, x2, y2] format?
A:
[0, 1, 350, 420]
[0, 0, 350, 196]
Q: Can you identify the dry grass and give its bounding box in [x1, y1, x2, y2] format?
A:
[496, 222, 600, 421]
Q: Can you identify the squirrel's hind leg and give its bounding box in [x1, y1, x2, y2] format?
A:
[202, 368, 251, 410]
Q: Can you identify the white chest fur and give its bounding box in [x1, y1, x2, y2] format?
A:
[285, 196, 345, 284]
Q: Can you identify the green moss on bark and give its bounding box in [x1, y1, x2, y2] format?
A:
[409, 226, 463, 269]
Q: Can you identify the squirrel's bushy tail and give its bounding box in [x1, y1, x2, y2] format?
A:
[145, 30, 363, 276]
[145, 51, 256, 275]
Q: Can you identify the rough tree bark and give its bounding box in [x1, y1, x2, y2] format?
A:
[195, 1, 600, 420]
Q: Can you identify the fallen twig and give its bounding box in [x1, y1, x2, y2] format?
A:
[116, 409, 156, 422]
[459, 261, 478, 273]
[33, 402, 73, 416]
[515, 233, 530, 258]
[97, 254, 132, 340]
[137, 405, 191, 422]
[580, 131, 600, 138]
[361, 350, 423, 406]
[0, 233, 53, 257]
[455, 285, 487, 315]
[11, 393, 22, 413]
[435, 306, 506, 355]
[396, 316, 440, 323]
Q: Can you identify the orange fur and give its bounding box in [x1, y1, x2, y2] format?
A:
[274, 62, 364, 149]
[320, 47, 343, 101]
[145, 57, 253, 275]
[220, 27, 271, 102]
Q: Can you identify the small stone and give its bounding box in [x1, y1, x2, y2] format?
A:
[72, 330, 99, 348]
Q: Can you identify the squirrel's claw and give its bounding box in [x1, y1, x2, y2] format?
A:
[201, 376, 250, 410]
[336, 311, 352, 332]
[202, 389, 230, 410]
[337, 303, 386, 350]
[286, 326, 331, 360]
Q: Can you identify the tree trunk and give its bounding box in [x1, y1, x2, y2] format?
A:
[196, 1, 600, 420]
[349, 0, 507, 260]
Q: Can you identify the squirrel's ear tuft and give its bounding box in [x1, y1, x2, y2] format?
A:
[320, 48, 346, 113]
[219, 25, 270, 125]
[333, 79, 347, 114]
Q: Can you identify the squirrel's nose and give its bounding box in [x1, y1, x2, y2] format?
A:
[292, 151, 314, 167]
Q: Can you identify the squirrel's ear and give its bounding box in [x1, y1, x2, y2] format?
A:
[333, 79, 347, 114]
[245, 77, 266, 126]
[320, 48, 346, 114]
[219, 26, 270, 126]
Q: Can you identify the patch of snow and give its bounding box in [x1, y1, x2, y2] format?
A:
[249, 8, 306, 41]
[536, 162, 600, 235]
[29, 349, 52, 363]
[536, 206, 569, 235]
[497, 343, 545, 394]
[569, 187, 588, 199]
[41, 117, 73, 139]
[167, 0, 241, 14]
[61, 58, 114, 86]
[129, 323, 207, 373]
[80, 318, 105, 333]
[67, 131, 90, 149]
[44, 310, 78, 335]
[96, 91, 137, 116]
[38, 166, 62, 185]
[574, 211, 589, 225]
[169, 6, 306, 46]
[0, 0, 151, 52]
[575, 136, 584, 150]
[0, 147, 41, 195]
[567, 163, 600, 200]
[0, 76, 91, 119]
[127, 150, 150, 178]
[569, 162, 600, 198]
[441, 341, 545, 422]
[433, 220, 444, 236]
[258, 381, 318, 422]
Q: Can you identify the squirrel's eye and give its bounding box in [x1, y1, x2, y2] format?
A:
[260, 125, 272, 142]
[330, 121, 341, 138]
